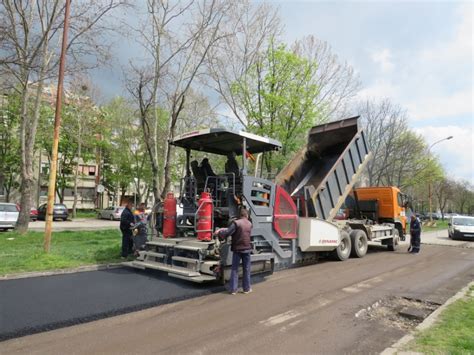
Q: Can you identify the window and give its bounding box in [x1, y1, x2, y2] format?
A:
[397, 193, 404, 207]
[78, 165, 96, 176]
[5, 205, 18, 212]
[41, 164, 49, 175]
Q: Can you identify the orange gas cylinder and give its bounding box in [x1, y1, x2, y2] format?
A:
[196, 191, 213, 241]
[163, 192, 177, 238]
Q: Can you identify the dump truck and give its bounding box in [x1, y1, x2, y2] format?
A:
[351, 186, 409, 239]
[127, 116, 401, 283]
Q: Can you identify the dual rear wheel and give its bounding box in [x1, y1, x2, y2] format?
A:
[334, 229, 368, 261]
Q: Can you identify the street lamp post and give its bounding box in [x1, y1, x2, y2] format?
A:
[427, 136, 453, 222]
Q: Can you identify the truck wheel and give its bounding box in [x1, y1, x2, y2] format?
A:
[334, 231, 351, 261]
[350, 230, 368, 258]
[387, 230, 399, 251]
[396, 225, 405, 242]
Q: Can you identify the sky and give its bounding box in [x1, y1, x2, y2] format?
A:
[93, 0, 473, 183]
[274, 0, 473, 183]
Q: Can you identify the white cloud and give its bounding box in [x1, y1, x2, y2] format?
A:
[356, 3, 473, 180]
[359, 3, 473, 121]
[414, 125, 474, 183]
[371, 48, 394, 73]
[406, 90, 473, 120]
[357, 78, 399, 100]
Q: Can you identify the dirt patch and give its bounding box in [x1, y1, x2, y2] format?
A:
[356, 296, 440, 330]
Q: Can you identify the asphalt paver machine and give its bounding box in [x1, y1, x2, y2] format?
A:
[127, 117, 401, 283]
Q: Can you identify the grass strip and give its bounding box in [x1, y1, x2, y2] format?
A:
[0, 229, 122, 276]
[421, 220, 449, 231]
[409, 285, 474, 354]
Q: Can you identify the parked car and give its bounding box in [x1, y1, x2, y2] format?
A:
[30, 207, 38, 221]
[98, 206, 124, 221]
[0, 202, 19, 231]
[448, 216, 474, 240]
[416, 213, 427, 220]
[425, 212, 441, 220]
[37, 203, 69, 221]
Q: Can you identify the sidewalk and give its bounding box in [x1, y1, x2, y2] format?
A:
[421, 230, 474, 249]
[28, 218, 120, 231]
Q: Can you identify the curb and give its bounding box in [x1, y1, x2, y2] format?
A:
[381, 280, 474, 355]
[0, 263, 123, 281]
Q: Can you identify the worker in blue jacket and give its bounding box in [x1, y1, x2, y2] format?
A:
[409, 214, 422, 254]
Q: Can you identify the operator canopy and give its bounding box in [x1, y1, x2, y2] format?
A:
[171, 128, 282, 155]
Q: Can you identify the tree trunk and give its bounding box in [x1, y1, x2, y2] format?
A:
[72, 138, 81, 218]
[17, 44, 49, 233]
[5, 175, 12, 202]
[161, 141, 173, 199]
[16, 82, 33, 234]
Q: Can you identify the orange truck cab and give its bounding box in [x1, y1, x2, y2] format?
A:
[353, 186, 407, 238]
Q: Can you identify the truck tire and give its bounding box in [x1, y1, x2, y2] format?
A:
[396, 225, 405, 242]
[334, 231, 351, 261]
[387, 230, 399, 251]
[350, 230, 368, 258]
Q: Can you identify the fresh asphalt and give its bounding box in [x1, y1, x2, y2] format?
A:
[0, 267, 224, 341]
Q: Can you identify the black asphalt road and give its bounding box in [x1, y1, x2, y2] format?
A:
[0, 268, 224, 341]
[1, 244, 473, 354]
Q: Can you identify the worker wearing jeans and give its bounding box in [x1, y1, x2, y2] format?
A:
[215, 208, 253, 294]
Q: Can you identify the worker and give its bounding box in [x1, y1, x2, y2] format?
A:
[200, 158, 216, 177]
[214, 208, 253, 295]
[132, 203, 148, 255]
[225, 152, 239, 176]
[409, 214, 422, 254]
[120, 199, 135, 259]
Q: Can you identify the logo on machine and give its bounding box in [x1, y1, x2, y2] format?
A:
[320, 239, 338, 244]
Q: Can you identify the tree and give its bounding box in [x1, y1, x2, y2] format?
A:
[126, 0, 230, 202]
[101, 97, 153, 205]
[206, 0, 281, 127]
[67, 78, 103, 217]
[0, 92, 21, 201]
[0, 0, 125, 232]
[358, 98, 444, 190]
[433, 178, 454, 219]
[359, 99, 408, 186]
[292, 35, 361, 120]
[233, 42, 323, 173]
[452, 180, 473, 215]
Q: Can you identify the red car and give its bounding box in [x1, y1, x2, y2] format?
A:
[30, 207, 38, 221]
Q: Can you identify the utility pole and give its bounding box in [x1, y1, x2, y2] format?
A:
[427, 136, 453, 222]
[44, 0, 71, 253]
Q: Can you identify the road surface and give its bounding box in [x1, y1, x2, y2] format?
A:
[0, 268, 224, 341]
[1, 240, 473, 354]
